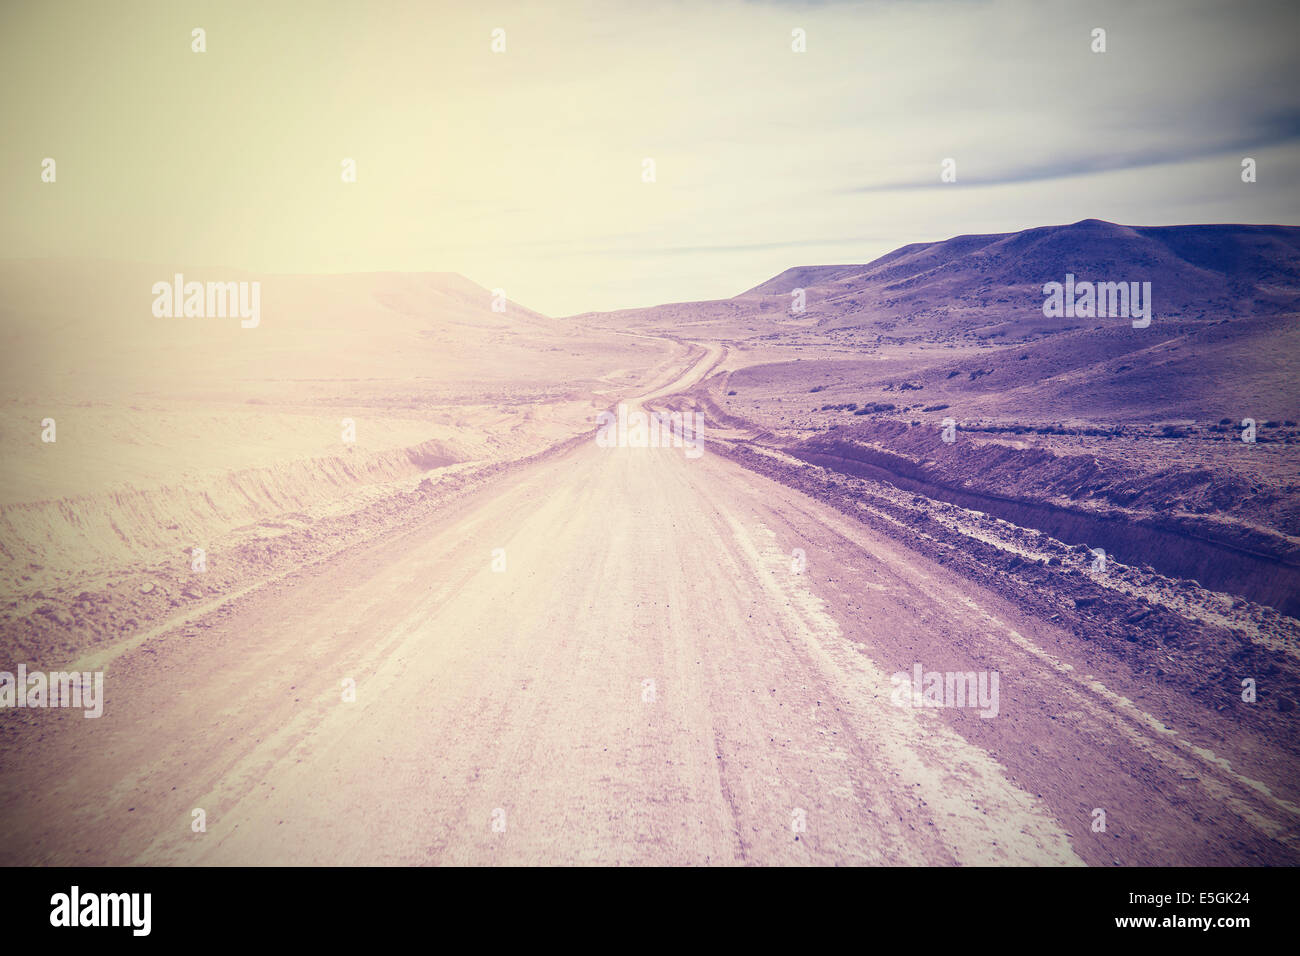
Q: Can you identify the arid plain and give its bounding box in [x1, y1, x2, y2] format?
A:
[1, 219, 1298, 865]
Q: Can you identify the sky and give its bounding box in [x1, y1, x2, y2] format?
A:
[2, 0, 1298, 315]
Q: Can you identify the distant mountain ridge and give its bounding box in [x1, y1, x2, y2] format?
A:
[741, 219, 1300, 332]
[570, 219, 1300, 423]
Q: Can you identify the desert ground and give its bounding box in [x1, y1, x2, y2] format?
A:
[1, 220, 1298, 865]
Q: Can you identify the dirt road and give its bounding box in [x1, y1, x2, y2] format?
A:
[2, 347, 1297, 866]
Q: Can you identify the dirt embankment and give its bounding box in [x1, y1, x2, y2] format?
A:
[791, 421, 1300, 619]
[0, 437, 459, 581]
[711, 439, 1300, 738]
[0, 434, 593, 667]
